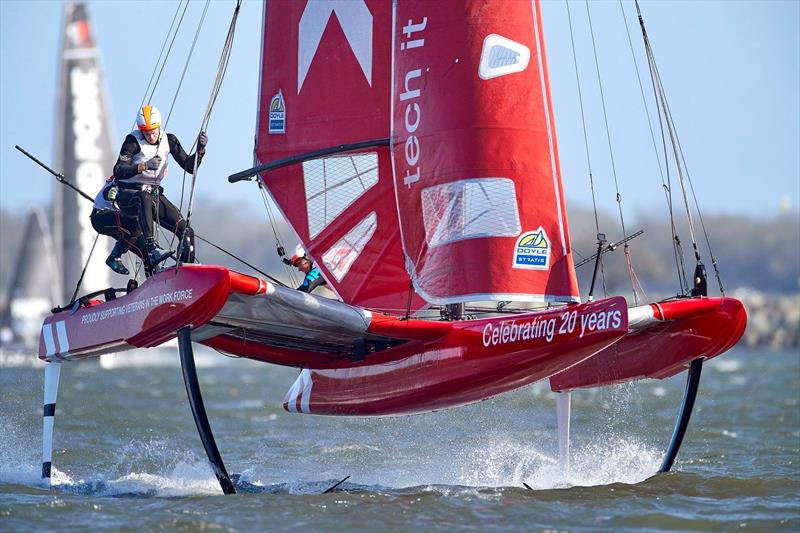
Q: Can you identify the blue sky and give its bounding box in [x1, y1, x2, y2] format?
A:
[1, 0, 798, 221]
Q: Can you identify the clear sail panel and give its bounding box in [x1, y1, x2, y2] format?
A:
[255, 1, 425, 314]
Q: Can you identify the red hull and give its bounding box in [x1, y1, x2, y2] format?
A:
[549, 297, 747, 391]
[284, 297, 629, 416]
[38, 265, 253, 361]
[38, 265, 745, 418]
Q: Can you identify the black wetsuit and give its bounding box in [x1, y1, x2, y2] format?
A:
[90, 208, 146, 259]
[113, 133, 203, 262]
[90, 180, 146, 259]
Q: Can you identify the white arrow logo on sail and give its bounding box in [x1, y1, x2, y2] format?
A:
[298, 0, 373, 93]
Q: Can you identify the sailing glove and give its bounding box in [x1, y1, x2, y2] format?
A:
[145, 156, 161, 171]
[277, 245, 285, 257]
[198, 132, 208, 153]
[105, 185, 118, 201]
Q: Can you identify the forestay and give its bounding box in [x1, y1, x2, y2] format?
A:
[392, 0, 580, 304]
[255, 0, 424, 314]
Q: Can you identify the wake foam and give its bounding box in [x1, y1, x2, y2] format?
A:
[379, 431, 661, 490]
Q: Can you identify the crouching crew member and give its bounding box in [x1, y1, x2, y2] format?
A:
[113, 104, 207, 266]
[278, 244, 328, 293]
[90, 177, 146, 276]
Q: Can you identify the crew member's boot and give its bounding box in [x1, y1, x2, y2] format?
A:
[146, 240, 173, 270]
[105, 241, 130, 275]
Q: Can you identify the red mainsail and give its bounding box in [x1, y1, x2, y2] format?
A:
[255, 0, 578, 309]
[255, 0, 424, 314]
[391, 0, 580, 304]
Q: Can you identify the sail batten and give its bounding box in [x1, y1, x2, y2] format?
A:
[255, 0, 425, 314]
[255, 0, 577, 308]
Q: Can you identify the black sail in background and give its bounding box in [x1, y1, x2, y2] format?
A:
[53, 2, 118, 300]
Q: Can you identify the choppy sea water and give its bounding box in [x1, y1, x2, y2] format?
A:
[1, 346, 798, 531]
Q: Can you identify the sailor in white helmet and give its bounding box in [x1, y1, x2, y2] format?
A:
[113, 104, 207, 269]
[278, 244, 327, 293]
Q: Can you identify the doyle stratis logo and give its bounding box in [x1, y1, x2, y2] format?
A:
[513, 227, 550, 270]
[268, 90, 285, 134]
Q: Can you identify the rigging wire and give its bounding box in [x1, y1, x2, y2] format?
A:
[635, 6, 689, 294]
[588, 0, 645, 301]
[618, 1, 666, 182]
[122, 0, 189, 278]
[127, 0, 190, 273]
[674, 131, 726, 295]
[634, 0, 717, 297]
[194, 233, 286, 286]
[146, 0, 191, 107]
[68, 233, 100, 304]
[651, 54, 699, 258]
[565, 0, 607, 297]
[659, 78, 723, 292]
[618, 0, 685, 300]
[585, 0, 628, 240]
[134, 0, 187, 128]
[566, 1, 601, 236]
[258, 182, 299, 287]
[163, 0, 211, 131]
[154, 0, 211, 253]
[181, 0, 241, 258]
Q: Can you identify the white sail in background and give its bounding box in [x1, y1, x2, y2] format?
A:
[0, 209, 59, 346]
[53, 2, 117, 300]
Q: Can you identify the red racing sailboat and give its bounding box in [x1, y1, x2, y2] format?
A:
[37, 0, 746, 494]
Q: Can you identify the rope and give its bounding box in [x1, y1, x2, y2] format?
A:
[620, 0, 683, 301]
[258, 182, 298, 286]
[619, 1, 666, 183]
[566, 1, 600, 236]
[635, 0, 712, 298]
[125, 0, 193, 272]
[180, 0, 241, 264]
[146, 0, 191, 107]
[163, 0, 211, 130]
[674, 123, 726, 295]
[194, 234, 287, 286]
[585, 0, 637, 302]
[655, 69, 700, 260]
[585, 1, 627, 238]
[134, 0, 187, 129]
[633, 1, 688, 294]
[565, 0, 607, 297]
[69, 233, 100, 304]
[159, 0, 211, 254]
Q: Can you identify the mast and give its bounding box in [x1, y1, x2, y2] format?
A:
[53, 2, 117, 301]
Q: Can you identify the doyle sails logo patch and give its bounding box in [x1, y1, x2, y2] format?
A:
[268, 90, 285, 134]
[513, 227, 550, 270]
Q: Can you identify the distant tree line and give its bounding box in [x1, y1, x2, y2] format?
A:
[1, 200, 798, 307]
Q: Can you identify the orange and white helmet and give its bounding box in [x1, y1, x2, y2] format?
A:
[290, 244, 307, 266]
[136, 105, 161, 132]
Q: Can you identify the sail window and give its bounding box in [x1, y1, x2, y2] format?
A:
[421, 178, 521, 247]
[322, 212, 377, 282]
[478, 34, 530, 80]
[303, 153, 379, 239]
